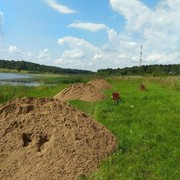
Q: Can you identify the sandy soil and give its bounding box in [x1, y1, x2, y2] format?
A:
[87, 79, 112, 90]
[0, 97, 116, 180]
[54, 79, 112, 102]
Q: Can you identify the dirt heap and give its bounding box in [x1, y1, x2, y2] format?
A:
[87, 79, 112, 90]
[54, 79, 112, 102]
[0, 97, 116, 180]
[54, 83, 105, 102]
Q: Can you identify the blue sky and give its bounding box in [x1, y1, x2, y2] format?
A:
[0, 0, 179, 71]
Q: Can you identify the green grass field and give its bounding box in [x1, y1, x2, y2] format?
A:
[73, 76, 180, 179]
[0, 75, 179, 179]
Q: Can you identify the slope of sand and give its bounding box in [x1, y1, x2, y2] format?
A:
[54, 83, 105, 102]
[87, 79, 112, 90]
[54, 79, 112, 102]
[0, 97, 116, 180]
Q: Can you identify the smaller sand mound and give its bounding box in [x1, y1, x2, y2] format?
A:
[87, 79, 112, 90]
[54, 83, 105, 102]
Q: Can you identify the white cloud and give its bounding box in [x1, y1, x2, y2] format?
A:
[68, 22, 107, 32]
[21, 52, 34, 60]
[62, 49, 84, 59]
[2, 1, 179, 71]
[8, 45, 22, 54]
[56, 36, 102, 70]
[55, 58, 86, 69]
[109, 0, 180, 66]
[56, 35, 139, 70]
[44, 0, 76, 14]
[38, 48, 50, 59]
[146, 53, 178, 64]
[58, 36, 100, 53]
[110, 0, 154, 33]
[51, 0, 180, 70]
[93, 54, 103, 61]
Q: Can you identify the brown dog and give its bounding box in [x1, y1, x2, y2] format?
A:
[112, 92, 120, 104]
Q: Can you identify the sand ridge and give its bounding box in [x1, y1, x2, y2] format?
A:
[0, 97, 116, 180]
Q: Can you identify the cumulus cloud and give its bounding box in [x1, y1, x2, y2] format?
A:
[3, 1, 179, 71]
[44, 0, 76, 14]
[55, 58, 87, 69]
[53, 0, 180, 70]
[68, 22, 107, 32]
[8, 45, 22, 54]
[56, 35, 138, 70]
[38, 48, 50, 59]
[62, 49, 85, 59]
[58, 36, 100, 53]
[109, 0, 180, 65]
[56, 36, 102, 70]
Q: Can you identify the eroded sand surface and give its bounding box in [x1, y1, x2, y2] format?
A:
[0, 97, 116, 180]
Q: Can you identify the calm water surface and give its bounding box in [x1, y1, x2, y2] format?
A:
[0, 73, 40, 86]
[0, 73, 32, 80]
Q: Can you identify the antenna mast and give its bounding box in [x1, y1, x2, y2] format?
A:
[139, 45, 143, 66]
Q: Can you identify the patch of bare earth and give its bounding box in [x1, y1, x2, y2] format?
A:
[0, 97, 116, 180]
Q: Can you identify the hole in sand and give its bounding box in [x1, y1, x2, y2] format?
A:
[22, 133, 32, 147]
[37, 134, 49, 152]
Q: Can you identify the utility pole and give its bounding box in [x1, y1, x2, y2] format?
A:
[139, 45, 143, 66]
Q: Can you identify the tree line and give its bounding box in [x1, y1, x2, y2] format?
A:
[0, 60, 94, 74]
[97, 64, 180, 76]
[1, 59, 179, 76]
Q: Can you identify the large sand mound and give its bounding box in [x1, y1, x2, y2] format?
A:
[0, 97, 116, 180]
[54, 83, 105, 102]
[87, 79, 112, 90]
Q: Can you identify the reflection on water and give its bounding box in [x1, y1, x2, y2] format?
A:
[0, 81, 40, 86]
[0, 73, 32, 80]
[0, 73, 41, 86]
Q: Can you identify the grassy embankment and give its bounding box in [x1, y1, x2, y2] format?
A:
[0, 75, 179, 179]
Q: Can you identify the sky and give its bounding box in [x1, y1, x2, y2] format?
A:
[0, 0, 180, 71]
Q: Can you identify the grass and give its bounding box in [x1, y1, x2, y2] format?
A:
[0, 74, 93, 104]
[0, 75, 179, 179]
[0, 84, 67, 104]
[73, 77, 180, 179]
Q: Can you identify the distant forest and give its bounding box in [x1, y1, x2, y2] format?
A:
[0, 60, 93, 74]
[97, 64, 180, 76]
[0, 60, 179, 76]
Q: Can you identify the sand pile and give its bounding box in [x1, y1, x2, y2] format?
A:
[54, 83, 105, 102]
[54, 79, 112, 102]
[87, 79, 112, 90]
[0, 97, 116, 180]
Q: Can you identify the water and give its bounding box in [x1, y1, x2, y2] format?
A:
[0, 73, 32, 80]
[0, 73, 41, 86]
